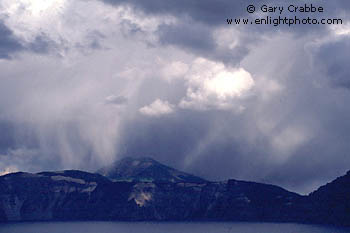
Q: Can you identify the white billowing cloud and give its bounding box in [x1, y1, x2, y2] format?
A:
[0, 0, 67, 42]
[179, 58, 254, 111]
[139, 99, 174, 116]
[9, 0, 65, 16]
[204, 69, 253, 99]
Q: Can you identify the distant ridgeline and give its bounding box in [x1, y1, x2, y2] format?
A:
[0, 157, 349, 226]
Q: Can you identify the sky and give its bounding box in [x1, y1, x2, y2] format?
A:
[0, 0, 350, 194]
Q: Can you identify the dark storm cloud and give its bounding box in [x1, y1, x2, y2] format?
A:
[118, 109, 285, 186]
[117, 110, 256, 181]
[98, 0, 349, 34]
[101, 0, 350, 24]
[0, 120, 48, 173]
[0, 120, 41, 156]
[119, 84, 350, 194]
[101, 0, 248, 26]
[1, 0, 350, 195]
[314, 37, 350, 89]
[0, 21, 63, 58]
[28, 35, 55, 54]
[100, 0, 256, 66]
[157, 22, 216, 53]
[113, 30, 350, 194]
[157, 20, 250, 65]
[119, 110, 213, 160]
[0, 21, 23, 59]
[261, 101, 350, 192]
[98, 0, 347, 67]
[0, 122, 16, 154]
[101, 0, 349, 30]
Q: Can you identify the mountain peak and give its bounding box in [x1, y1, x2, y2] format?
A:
[97, 156, 207, 183]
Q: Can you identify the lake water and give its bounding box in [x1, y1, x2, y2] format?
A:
[1, 222, 350, 233]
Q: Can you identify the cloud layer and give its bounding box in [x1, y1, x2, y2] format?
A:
[0, 0, 349, 194]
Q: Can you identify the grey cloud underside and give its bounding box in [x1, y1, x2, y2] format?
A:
[157, 22, 249, 65]
[315, 37, 350, 89]
[100, 0, 350, 26]
[99, 0, 347, 67]
[101, 0, 248, 26]
[0, 21, 61, 59]
[0, 121, 39, 154]
[100, 0, 270, 66]
[0, 122, 16, 154]
[99, 0, 350, 29]
[157, 22, 215, 53]
[28, 35, 56, 54]
[0, 21, 23, 59]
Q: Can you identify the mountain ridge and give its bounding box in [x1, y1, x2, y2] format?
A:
[0, 157, 349, 226]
